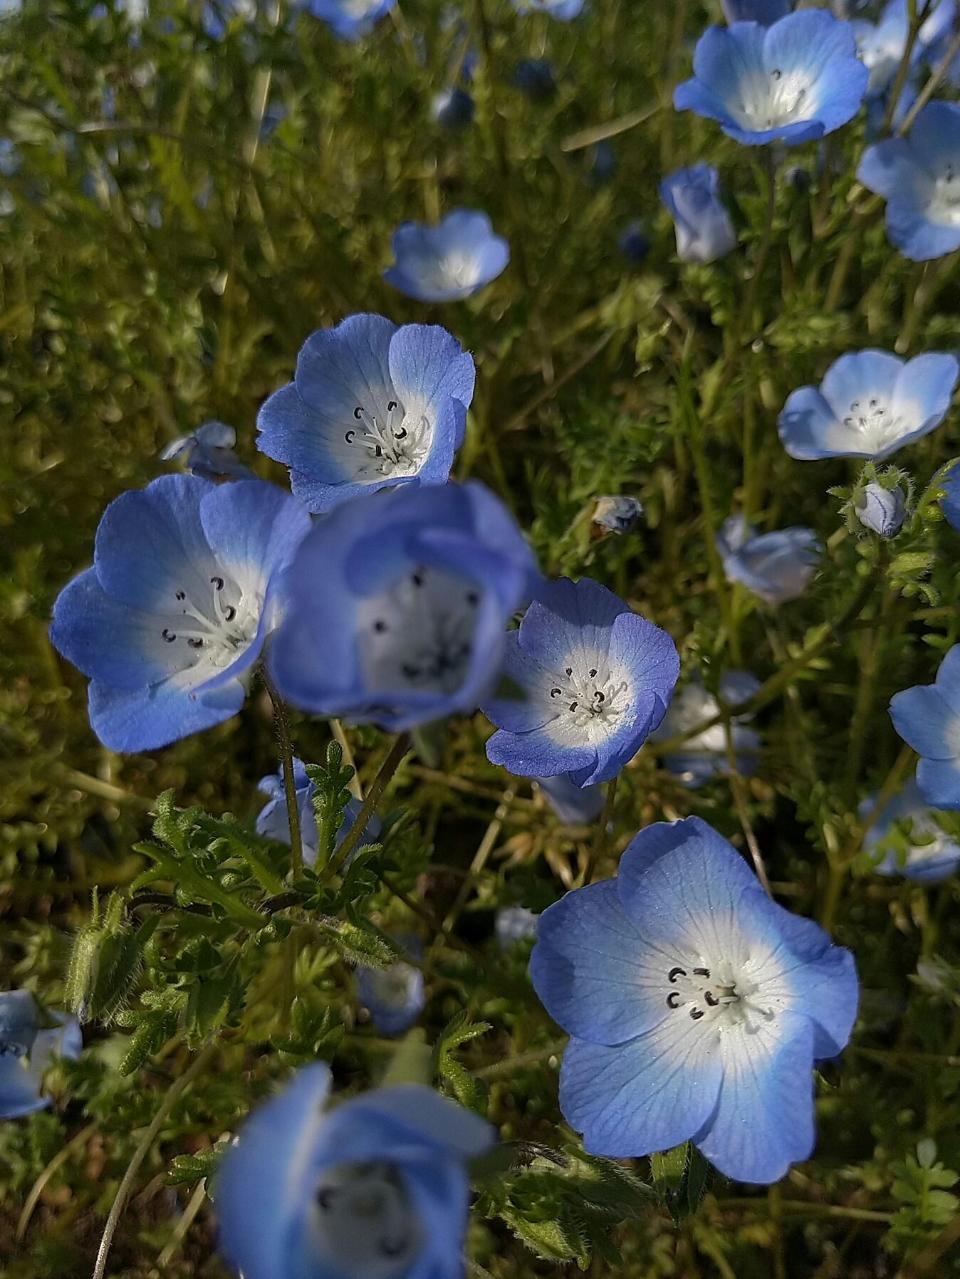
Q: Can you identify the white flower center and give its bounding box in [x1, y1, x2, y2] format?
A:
[927, 163, 960, 226]
[343, 400, 432, 482]
[735, 67, 813, 131]
[161, 574, 261, 686]
[363, 962, 418, 1008]
[415, 251, 481, 294]
[309, 1161, 423, 1279]
[542, 653, 629, 746]
[839, 396, 906, 450]
[663, 959, 776, 1035]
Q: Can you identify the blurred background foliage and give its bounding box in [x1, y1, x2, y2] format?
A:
[2, 0, 960, 1274]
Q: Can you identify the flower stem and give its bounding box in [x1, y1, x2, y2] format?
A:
[327, 732, 412, 879]
[262, 670, 304, 877]
[581, 774, 618, 887]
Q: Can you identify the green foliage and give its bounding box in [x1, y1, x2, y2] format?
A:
[886, 1140, 960, 1256]
[304, 742, 355, 872]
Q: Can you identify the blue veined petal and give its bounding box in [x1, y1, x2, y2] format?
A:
[892, 352, 959, 430]
[558, 1024, 723, 1158]
[402, 1161, 471, 1279]
[578, 689, 666, 786]
[888, 204, 960, 261]
[936, 645, 960, 711]
[198, 480, 311, 598]
[387, 325, 476, 416]
[530, 880, 668, 1045]
[88, 676, 246, 753]
[519, 578, 626, 669]
[481, 633, 557, 734]
[257, 383, 357, 496]
[916, 755, 960, 809]
[857, 138, 928, 202]
[607, 611, 680, 708]
[777, 385, 842, 458]
[485, 727, 597, 779]
[820, 350, 901, 417]
[941, 465, 960, 531]
[694, 1010, 815, 1184]
[890, 685, 960, 758]
[294, 312, 396, 420]
[688, 24, 767, 110]
[905, 100, 960, 172]
[535, 774, 605, 823]
[337, 1084, 493, 1160]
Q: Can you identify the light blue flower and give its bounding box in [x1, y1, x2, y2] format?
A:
[432, 87, 475, 129]
[495, 905, 540, 947]
[722, 0, 791, 24]
[512, 58, 557, 100]
[850, 0, 954, 97]
[305, 0, 396, 41]
[778, 350, 958, 460]
[858, 101, 960, 261]
[384, 210, 509, 303]
[1, 991, 82, 1119]
[256, 758, 381, 867]
[856, 483, 907, 537]
[890, 645, 960, 809]
[717, 517, 819, 605]
[535, 773, 605, 823]
[617, 222, 650, 266]
[592, 495, 643, 533]
[674, 11, 868, 147]
[161, 421, 253, 482]
[511, 0, 583, 19]
[257, 314, 476, 512]
[653, 672, 762, 788]
[217, 1065, 494, 1279]
[269, 482, 537, 731]
[50, 476, 311, 753]
[861, 776, 960, 882]
[356, 938, 425, 1035]
[659, 165, 737, 265]
[941, 464, 960, 531]
[481, 577, 680, 787]
[530, 817, 859, 1183]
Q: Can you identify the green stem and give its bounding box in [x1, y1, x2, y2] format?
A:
[581, 774, 618, 887]
[263, 671, 304, 877]
[326, 733, 412, 879]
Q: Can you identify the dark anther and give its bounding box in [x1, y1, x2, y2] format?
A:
[354, 406, 364, 419]
[374, 445, 383, 458]
[594, 691, 605, 703]
[771, 67, 781, 79]
[354, 1162, 377, 1177]
[411, 571, 424, 587]
[345, 430, 356, 443]
[693, 967, 711, 977]
[565, 667, 573, 676]
[550, 688, 562, 698]
[569, 701, 579, 712]
[466, 590, 479, 605]
[690, 1008, 705, 1021]
[175, 590, 186, 601]
[402, 663, 421, 679]
[379, 1236, 408, 1259]
[668, 967, 686, 983]
[225, 606, 237, 622]
[704, 991, 719, 1007]
[316, 1187, 337, 1209]
[394, 427, 407, 439]
[162, 629, 176, 642]
[387, 400, 398, 412]
[373, 620, 388, 633]
[210, 576, 224, 590]
[666, 991, 682, 1009]
[188, 638, 204, 649]
[589, 668, 597, 677]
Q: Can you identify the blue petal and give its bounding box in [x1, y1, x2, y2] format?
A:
[337, 1085, 493, 1159]
[485, 727, 596, 779]
[891, 353, 958, 445]
[937, 645, 960, 710]
[941, 466, 960, 531]
[481, 633, 557, 734]
[890, 685, 960, 758]
[906, 100, 960, 171]
[820, 350, 901, 417]
[857, 138, 927, 202]
[0, 1057, 48, 1119]
[607, 611, 679, 708]
[88, 677, 246, 752]
[257, 383, 358, 504]
[519, 578, 626, 669]
[296, 312, 396, 421]
[198, 480, 311, 606]
[916, 755, 960, 809]
[387, 325, 476, 414]
[777, 386, 840, 459]
[0, 991, 39, 1053]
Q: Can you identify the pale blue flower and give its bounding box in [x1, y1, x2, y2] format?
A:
[850, 0, 955, 97]
[890, 645, 960, 809]
[161, 421, 253, 482]
[495, 906, 540, 947]
[592, 495, 643, 533]
[530, 817, 859, 1183]
[659, 165, 737, 265]
[717, 517, 819, 605]
[856, 483, 907, 537]
[356, 939, 425, 1035]
[306, 0, 396, 40]
[0, 991, 82, 1119]
[256, 758, 381, 867]
[432, 87, 475, 129]
[653, 672, 762, 787]
[617, 222, 650, 266]
[861, 777, 960, 882]
[384, 210, 509, 303]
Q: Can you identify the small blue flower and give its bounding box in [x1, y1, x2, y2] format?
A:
[495, 905, 540, 947]
[257, 314, 476, 513]
[592, 495, 643, 533]
[778, 350, 958, 460]
[384, 210, 510, 303]
[50, 476, 311, 753]
[432, 87, 475, 129]
[530, 817, 859, 1183]
[852, 0, 920, 97]
[0, 991, 82, 1119]
[674, 11, 868, 147]
[856, 482, 907, 538]
[160, 421, 253, 482]
[535, 773, 605, 823]
[585, 140, 617, 186]
[512, 57, 557, 100]
[481, 577, 680, 787]
[722, 0, 791, 24]
[356, 938, 425, 1035]
[217, 1065, 494, 1279]
[890, 645, 960, 809]
[941, 465, 960, 532]
[305, 0, 396, 40]
[653, 672, 762, 787]
[511, 0, 583, 19]
[861, 776, 960, 882]
[617, 222, 650, 266]
[858, 102, 960, 261]
[256, 758, 381, 867]
[659, 165, 737, 265]
[269, 482, 537, 730]
[717, 517, 819, 605]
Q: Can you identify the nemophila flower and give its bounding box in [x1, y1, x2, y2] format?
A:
[717, 517, 819, 605]
[890, 645, 960, 809]
[160, 421, 253, 482]
[384, 210, 509, 303]
[481, 577, 680, 787]
[654, 672, 762, 788]
[941, 465, 960, 531]
[305, 0, 396, 40]
[856, 482, 907, 537]
[674, 11, 868, 147]
[218, 1064, 494, 1279]
[778, 350, 958, 460]
[535, 773, 605, 823]
[256, 759, 381, 867]
[496, 905, 540, 948]
[511, 0, 583, 19]
[50, 476, 311, 752]
[617, 222, 650, 266]
[269, 482, 537, 730]
[432, 87, 475, 129]
[585, 140, 617, 186]
[659, 165, 737, 265]
[257, 314, 475, 513]
[356, 939, 425, 1035]
[530, 817, 859, 1183]
[512, 57, 557, 100]
[858, 102, 960, 261]
[0, 991, 82, 1119]
[861, 777, 960, 882]
[593, 494, 643, 534]
[722, 0, 791, 23]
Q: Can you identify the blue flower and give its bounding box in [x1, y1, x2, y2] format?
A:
[217, 1064, 494, 1279]
[0, 991, 82, 1119]
[722, 0, 791, 24]
[653, 672, 762, 788]
[256, 758, 381, 867]
[50, 476, 311, 753]
[495, 905, 540, 947]
[858, 102, 960, 261]
[432, 87, 475, 129]
[941, 465, 960, 532]
[674, 11, 868, 147]
[592, 495, 643, 533]
[659, 165, 737, 265]
[511, 0, 583, 19]
[384, 210, 509, 303]
[512, 57, 557, 100]
[856, 482, 907, 538]
[160, 421, 253, 482]
[269, 482, 537, 730]
[778, 350, 958, 460]
[356, 938, 425, 1035]
[257, 314, 476, 513]
[617, 222, 650, 266]
[305, 0, 396, 40]
[890, 645, 960, 809]
[717, 517, 819, 605]
[530, 817, 859, 1183]
[861, 776, 960, 882]
[535, 773, 605, 823]
[481, 577, 680, 787]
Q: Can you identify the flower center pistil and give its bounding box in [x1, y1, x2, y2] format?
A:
[547, 664, 627, 730]
[312, 1160, 422, 1278]
[739, 67, 811, 130]
[840, 397, 904, 447]
[160, 575, 260, 676]
[664, 962, 775, 1032]
[345, 401, 430, 479]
